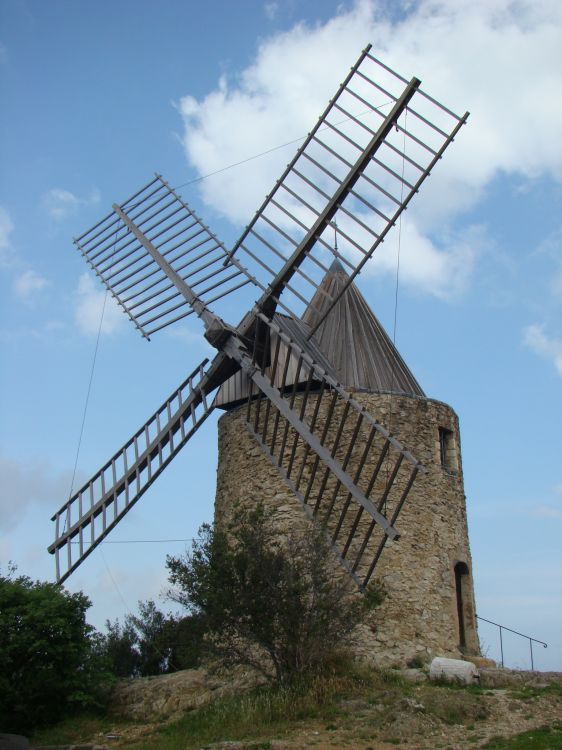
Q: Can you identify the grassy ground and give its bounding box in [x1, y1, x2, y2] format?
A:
[33, 666, 386, 748]
[127, 677, 341, 750]
[29, 668, 562, 750]
[29, 715, 139, 746]
[482, 723, 562, 749]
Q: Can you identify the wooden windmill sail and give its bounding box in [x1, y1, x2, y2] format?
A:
[49, 46, 468, 589]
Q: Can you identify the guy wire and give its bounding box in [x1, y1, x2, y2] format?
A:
[384, 109, 408, 515]
[64, 221, 123, 534]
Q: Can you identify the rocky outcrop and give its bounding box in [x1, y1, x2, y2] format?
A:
[479, 668, 562, 688]
[111, 666, 262, 722]
[109, 664, 562, 724]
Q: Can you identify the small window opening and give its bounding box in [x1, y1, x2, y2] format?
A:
[439, 427, 457, 472]
[454, 561, 470, 648]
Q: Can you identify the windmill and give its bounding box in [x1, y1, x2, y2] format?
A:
[49, 46, 472, 642]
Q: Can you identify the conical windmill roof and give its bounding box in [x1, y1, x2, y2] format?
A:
[215, 260, 424, 409]
[301, 260, 425, 397]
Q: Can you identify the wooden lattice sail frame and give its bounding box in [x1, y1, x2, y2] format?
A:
[49, 45, 468, 586]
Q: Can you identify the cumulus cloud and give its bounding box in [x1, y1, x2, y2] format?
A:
[0, 455, 79, 533]
[13, 269, 50, 300]
[523, 324, 562, 376]
[0, 206, 15, 266]
[42, 188, 81, 220]
[74, 272, 126, 336]
[42, 187, 101, 221]
[177, 0, 562, 298]
[533, 225, 562, 299]
[366, 220, 482, 299]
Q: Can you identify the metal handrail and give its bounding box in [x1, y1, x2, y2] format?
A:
[476, 615, 548, 671]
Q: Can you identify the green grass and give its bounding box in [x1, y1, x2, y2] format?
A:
[30, 666, 385, 750]
[415, 685, 491, 726]
[427, 676, 490, 694]
[129, 668, 379, 750]
[482, 723, 562, 749]
[28, 670, 562, 750]
[29, 713, 135, 746]
[508, 682, 562, 700]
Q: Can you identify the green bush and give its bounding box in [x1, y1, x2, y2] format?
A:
[166, 504, 384, 683]
[101, 615, 141, 678]
[99, 601, 206, 677]
[0, 563, 110, 733]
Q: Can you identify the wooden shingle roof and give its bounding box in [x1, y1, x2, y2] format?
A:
[216, 260, 424, 409]
[301, 259, 425, 397]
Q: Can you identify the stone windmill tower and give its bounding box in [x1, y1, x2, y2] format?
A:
[215, 259, 479, 665]
[48, 47, 478, 665]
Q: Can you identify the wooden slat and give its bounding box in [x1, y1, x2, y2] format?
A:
[49, 355, 230, 583]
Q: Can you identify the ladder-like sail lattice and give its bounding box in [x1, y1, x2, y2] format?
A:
[72, 47, 467, 343]
[49, 47, 466, 587]
[49, 357, 220, 582]
[228, 45, 468, 330]
[245, 314, 423, 590]
[73, 175, 258, 338]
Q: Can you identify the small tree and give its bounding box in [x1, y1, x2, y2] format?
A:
[99, 601, 206, 677]
[0, 564, 109, 733]
[166, 612, 207, 671]
[129, 600, 169, 675]
[166, 505, 383, 683]
[102, 617, 141, 678]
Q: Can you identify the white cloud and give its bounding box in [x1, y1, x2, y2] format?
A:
[0, 206, 15, 266]
[552, 271, 562, 300]
[264, 2, 279, 21]
[367, 220, 481, 299]
[74, 272, 126, 336]
[67, 562, 171, 631]
[166, 324, 213, 352]
[89, 187, 101, 205]
[13, 269, 50, 300]
[533, 504, 562, 520]
[43, 188, 81, 220]
[0, 455, 80, 533]
[177, 0, 562, 297]
[532, 224, 562, 255]
[522, 324, 562, 376]
[533, 225, 562, 299]
[42, 187, 101, 221]
[0, 320, 65, 344]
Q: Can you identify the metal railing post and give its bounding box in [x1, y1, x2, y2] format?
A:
[476, 616, 547, 671]
[499, 625, 504, 668]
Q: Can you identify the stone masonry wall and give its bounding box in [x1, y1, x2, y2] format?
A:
[214, 391, 479, 667]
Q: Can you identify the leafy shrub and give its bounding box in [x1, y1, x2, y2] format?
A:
[99, 601, 206, 677]
[166, 504, 384, 683]
[0, 564, 110, 733]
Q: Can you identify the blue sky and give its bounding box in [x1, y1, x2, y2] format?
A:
[1, 0, 561, 670]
